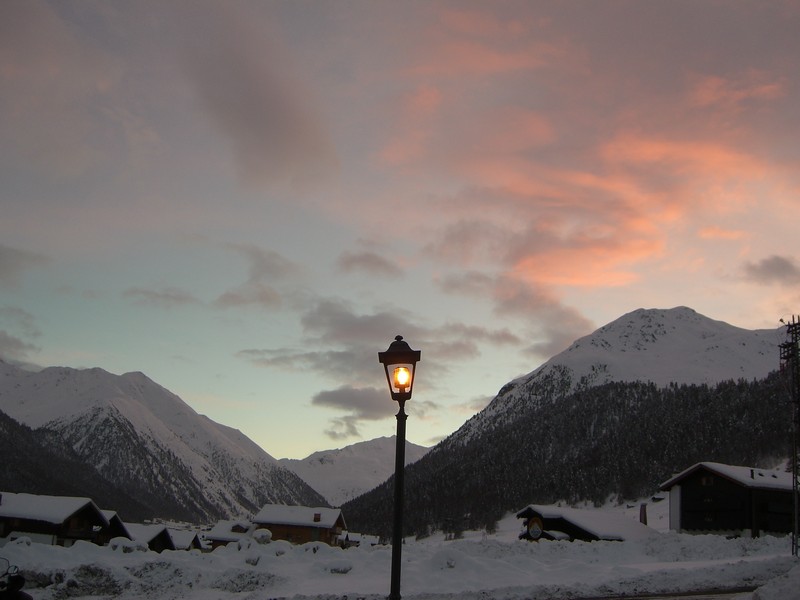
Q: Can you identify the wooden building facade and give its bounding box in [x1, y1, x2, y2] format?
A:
[659, 462, 793, 537]
[0, 492, 109, 547]
[253, 505, 346, 546]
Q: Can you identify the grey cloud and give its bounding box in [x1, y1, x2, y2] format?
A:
[437, 271, 593, 358]
[0, 243, 49, 286]
[227, 243, 300, 282]
[241, 297, 525, 378]
[312, 386, 393, 420]
[313, 385, 439, 440]
[236, 347, 377, 383]
[300, 299, 423, 346]
[0, 305, 41, 364]
[313, 385, 395, 439]
[0, 330, 39, 363]
[215, 283, 283, 310]
[338, 251, 404, 278]
[215, 244, 300, 310]
[123, 286, 201, 309]
[743, 255, 800, 285]
[235, 297, 521, 441]
[0, 306, 40, 339]
[180, 4, 337, 188]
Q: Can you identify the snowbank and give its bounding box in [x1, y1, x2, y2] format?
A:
[1, 512, 797, 600]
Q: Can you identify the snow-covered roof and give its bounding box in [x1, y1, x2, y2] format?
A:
[125, 523, 169, 544]
[205, 519, 253, 543]
[659, 462, 792, 492]
[169, 528, 202, 550]
[518, 504, 656, 542]
[0, 491, 107, 526]
[253, 505, 344, 529]
[341, 531, 380, 545]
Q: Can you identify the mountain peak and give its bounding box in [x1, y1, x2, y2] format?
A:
[464, 307, 781, 439]
[541, 306, 778, 388]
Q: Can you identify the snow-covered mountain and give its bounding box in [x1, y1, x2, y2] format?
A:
[279, 437, 429, 506]
[343, 307, 789, 535]
[473, 306, 780, 432]
[0, 361, 325, 523]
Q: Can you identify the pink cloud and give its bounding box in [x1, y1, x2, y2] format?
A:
[698, 226, 748, 241]
[689, 71, 785, 111]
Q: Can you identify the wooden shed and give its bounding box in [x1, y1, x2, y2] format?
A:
[659, 462, 793, 537]
[253, 505, 346, 546]
[516, 504, 655, 542]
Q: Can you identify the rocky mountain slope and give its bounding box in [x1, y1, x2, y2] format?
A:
[0, 361, 326, 523]
[279, 436, 429, 506]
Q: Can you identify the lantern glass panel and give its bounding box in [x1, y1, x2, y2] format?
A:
[386, 363, 415, 396]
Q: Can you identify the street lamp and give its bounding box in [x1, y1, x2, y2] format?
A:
[379, 335, 421, 600]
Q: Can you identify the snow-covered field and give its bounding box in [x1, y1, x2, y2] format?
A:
[2, 505, 799, 600]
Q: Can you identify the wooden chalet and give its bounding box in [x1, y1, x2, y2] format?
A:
[659, 462, 793, 537]
[125, 523, 176, 553]
[516, 504, 655, 542]
[253, 505, 346, 546]
[0, 491, 109, 547]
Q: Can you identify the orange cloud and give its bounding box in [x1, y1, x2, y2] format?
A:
[698, 226, 748, 241]
[690, 71, 785, 111]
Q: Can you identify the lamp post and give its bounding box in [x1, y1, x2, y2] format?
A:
[379, 335, 421, 600]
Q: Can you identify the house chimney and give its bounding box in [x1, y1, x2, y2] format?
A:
[750, 469, 754, 479]
[639, 503, 648, 526]
[313, 513, 321, 522]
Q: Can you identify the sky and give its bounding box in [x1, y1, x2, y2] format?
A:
[1, 0, 799, 459]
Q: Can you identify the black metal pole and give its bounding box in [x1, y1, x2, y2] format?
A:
[389, 400, 407, 600]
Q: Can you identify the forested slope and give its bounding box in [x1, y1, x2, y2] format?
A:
[343, 373, 791, 538]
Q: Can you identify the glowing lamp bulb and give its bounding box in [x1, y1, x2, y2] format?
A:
[393, 367, 411, 390]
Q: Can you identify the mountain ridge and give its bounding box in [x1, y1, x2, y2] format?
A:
[458, 306, 780, 443]
[0, 360, 326, 522]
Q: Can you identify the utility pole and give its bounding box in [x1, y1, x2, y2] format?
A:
[779, 316, 800, 557]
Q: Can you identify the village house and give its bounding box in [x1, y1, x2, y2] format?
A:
[0, 491, 109, 547]
[659, 461, 794, 538]
[168, 528, 203, 551]
[124, 523, 176, 553]
[253, 505, 346, 546]
[96, 510, 133, 545]
[516, 504, 655, 542]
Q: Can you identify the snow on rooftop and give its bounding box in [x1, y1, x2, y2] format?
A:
[253, 505, 343, 529]
[204, 519, 253, 543]
[520, 504, 657, 542]
[0, 492, 105, 526]
[660, 462, 793, 491]
[124, 523, 167, 543]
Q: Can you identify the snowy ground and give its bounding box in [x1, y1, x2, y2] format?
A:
[2, 503, 799, 600]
